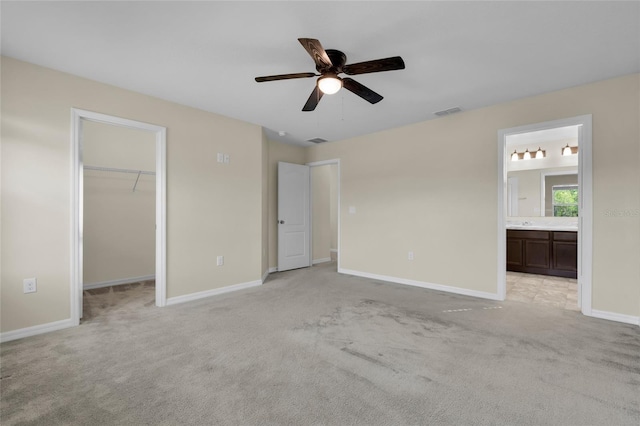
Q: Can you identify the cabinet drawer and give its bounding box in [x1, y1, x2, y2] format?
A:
[553, 231, 577, 242]
[507, 230, 550, 240]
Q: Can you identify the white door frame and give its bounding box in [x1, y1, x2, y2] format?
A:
[71, 108, 167, 325]
[498, 115, 592, 316]
[307, 159, 341, 271]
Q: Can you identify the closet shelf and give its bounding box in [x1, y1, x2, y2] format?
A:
[84, 165, 155, 192]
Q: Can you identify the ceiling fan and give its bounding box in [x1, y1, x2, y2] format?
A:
[255, 38, 405, 111]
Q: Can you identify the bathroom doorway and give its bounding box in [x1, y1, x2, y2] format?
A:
[498, 115, 593, 316]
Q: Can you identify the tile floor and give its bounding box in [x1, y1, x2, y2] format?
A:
[506, 272, 579, 311]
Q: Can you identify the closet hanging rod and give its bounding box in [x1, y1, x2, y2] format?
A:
[84, 165, 155, 175]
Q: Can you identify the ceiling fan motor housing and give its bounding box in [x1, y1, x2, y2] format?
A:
[322, 49, 347, 73]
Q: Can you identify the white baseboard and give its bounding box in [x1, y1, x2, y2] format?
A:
[166, 279, 262, 306]
[590, 309, 640, 326]
[268, 267, 278, 273]
[338, 268, 502, 301]
[262, 269, 269, 283]
[330, 249, 338, 253]
[312, 257, 331, 265]
[84, 275, 155, 290]
[0, 318, 76, 343]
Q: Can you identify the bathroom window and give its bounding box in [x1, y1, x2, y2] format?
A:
[552, 185, 579, 217]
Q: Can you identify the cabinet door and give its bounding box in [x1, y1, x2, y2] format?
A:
[553, 242, 577, 272]
[506, 238, 524, 268]
[524, 240, 551, 269]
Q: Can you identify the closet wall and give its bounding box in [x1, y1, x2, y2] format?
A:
[312, 165, 331, 263]
[83, 120, 156, 287]
[311, 164, 339, 264]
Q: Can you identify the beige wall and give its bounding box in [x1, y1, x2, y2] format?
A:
[312, 165, 332, 262]
[307, 73, 640, 318]
[1, 55, 638, 335]
[83, 120, 156, 284]
[1, 57, 264, 332]
[267, 139, 306, 270]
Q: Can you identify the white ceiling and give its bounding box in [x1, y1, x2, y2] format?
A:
[2, 1, 639, 146]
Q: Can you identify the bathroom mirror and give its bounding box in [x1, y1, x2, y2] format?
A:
[507, 169, 578, 217]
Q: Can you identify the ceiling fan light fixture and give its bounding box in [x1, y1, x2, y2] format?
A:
[318, 75, 342, 95]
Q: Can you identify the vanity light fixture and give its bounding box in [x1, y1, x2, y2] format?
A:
[510, 148, 546, 161]
[562, 143, 578, 156]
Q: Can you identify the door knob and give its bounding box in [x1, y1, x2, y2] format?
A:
[278, 220, 285, 224]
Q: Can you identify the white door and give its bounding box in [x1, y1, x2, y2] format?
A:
[278, 162, 311, 271]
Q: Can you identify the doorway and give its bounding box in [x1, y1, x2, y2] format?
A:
[276, 159, 341, 272]
[498, 115, 593, 316]
[71, 108, 166, 325]
[309, 161, 340, 271]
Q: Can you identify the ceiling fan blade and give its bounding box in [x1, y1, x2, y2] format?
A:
[255, 72, 316, 82]
[343, 56, 405, 75]
[298, 38, 333, 70]
[342, 78, 383, 104]
[302, 85, 324, 111]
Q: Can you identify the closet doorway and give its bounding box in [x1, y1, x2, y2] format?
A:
[71, 109, 166, 325]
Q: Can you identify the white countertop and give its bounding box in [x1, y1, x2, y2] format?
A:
[506, 224, 578, 232]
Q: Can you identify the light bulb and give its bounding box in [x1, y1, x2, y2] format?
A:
[318, 76, 342, 95]
[523, 149, 531, 160]
[511, 150, 519, 161]
[535, 147, 544, 159]
[562, 144, 572, 156]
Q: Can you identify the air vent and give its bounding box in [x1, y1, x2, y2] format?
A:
[434, 106, 462, 117]
[307, 138, 328, 144]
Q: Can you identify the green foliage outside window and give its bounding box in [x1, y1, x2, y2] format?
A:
[553, 186, 579, 217]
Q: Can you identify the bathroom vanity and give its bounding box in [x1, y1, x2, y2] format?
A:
[506, 227, 577, 278]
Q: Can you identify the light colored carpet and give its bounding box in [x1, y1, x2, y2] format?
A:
[1, 262, 639, 425]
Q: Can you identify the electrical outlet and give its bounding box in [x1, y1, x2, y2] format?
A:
[217, 256, 224, 266]
[223, 154, 230, 164]
[217, 153, 224, 163]
[408, 251, 414, 261]
[23, 277, 37, 293]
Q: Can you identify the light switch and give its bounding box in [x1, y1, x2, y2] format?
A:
[217, 153, 224, 163]
[223, 154, 230, 164]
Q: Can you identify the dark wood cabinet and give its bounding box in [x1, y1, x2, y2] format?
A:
[507, 229, 577, 278]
